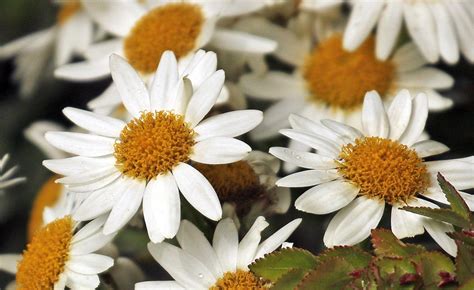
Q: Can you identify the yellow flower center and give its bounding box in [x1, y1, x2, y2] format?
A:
[194, 161, 265, 205]
[27, 175, 63, 241]
[56, 0, 81, 25]
[16, 216, 74, 290]
[210, 270, 269, 290]
[124, 3, 204, 74]
[302, 35, 395, 110]
[114, 111, 195, 180]
[338, 137, 429, 205]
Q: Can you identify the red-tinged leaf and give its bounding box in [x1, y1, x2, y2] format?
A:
[371, 229, 425, 258]
[401, 206, 470, 228]
[412, 252, 455, 289]
[272, 268, 308, 290]
[437, 173, 471, 220]
[437, 271, 456, 287]
[447, 231, 474, 246]
[296, 257, 354, 290]
[316, 246, 372, 269]
[455, 241, 474, 284]
[399, 273, 421, 285]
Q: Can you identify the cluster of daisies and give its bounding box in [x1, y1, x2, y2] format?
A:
[0, 0, 473, 289]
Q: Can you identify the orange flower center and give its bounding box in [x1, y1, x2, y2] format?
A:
[210, 270, 269, 290]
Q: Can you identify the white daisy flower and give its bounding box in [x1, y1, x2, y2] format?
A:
[0, 214, 115, 289]
[135, 216, 301, 289]
[240, 16, 454, 143]
[0, 0, 98, 96]
[301, 0, 474, 63]
[194, 151, 291, 229]
[55, 0, 277, 82]
[43, 51, 263, 243]
[270, 90, 474, 256]
[0, 154, 26, 194]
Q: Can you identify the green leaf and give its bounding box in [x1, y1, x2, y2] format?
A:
[447, 231, 474, 246]
[401, 207, 470, 228]
[455, 242, 474, 284]
[412, 252, 455, 290]
[297, 257, 354, 290]
[372, 257, 419, 290]
[271, 268, 308, 290]
[458, 277, 474, 290]
[316, 246, 372, 269]
[249, 248, 317, 282]
[371, 229, 425, 258]
[437, 173, 471, 220]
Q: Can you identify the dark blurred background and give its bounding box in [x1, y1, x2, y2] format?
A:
[1, 0, 473, 288]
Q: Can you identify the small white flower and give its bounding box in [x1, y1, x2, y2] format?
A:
[0, 214, 115, 289]
[0, 154, 25, 194]
[302, 0, 474, 63]
[43, 50, 263, 243]
[270, 90, 474, 256]
[135, 216, 301, 289]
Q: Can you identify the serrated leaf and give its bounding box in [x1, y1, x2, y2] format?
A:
[437, 173, 471, 220]
[297, 257, 354, 290]
[401, 206, 470, 228]
[250, 248, 317, 282]
[316, 246, 372, 269]
[447, 231, 474, 246]
[372, 257, 419, 289]
[455, 241, 474, 284]
[412, 252, 455, 290]
[458, 277, 474, 290]
[371, 229, 425, 258]
[271, 268, 308, 290]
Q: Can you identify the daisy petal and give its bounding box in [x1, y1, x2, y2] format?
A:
[295, 180, 359, 214]
[191, 137, 251, 164]
[65, 271, 100, 288]
[320, 119, 364, 140]
[254, 218, 302, 259]
[185, 70, 225, 127]
[67, 254, 114, 275]
[239, 72, 306, 100]
[109, 54, 150, 118]
[392, 42, 428, 72]
[213, 218, 238, 273]
[343, 1, 384, 51]
[173, 163, 221, 221]
[63, 107, 125, 138]
[135, 281, 185, 289]
[396, 68, 454, 89]
[391, 204, 425, 239]
[209, 29, 277, 54]
[194, 110, 262, 142]
[0, 254, 21, 274]
[149, 51, 179, 111]
[324, 197, 385, 247]
[424, 219, 457, 256]
[387, 90, 412, 140]
[375, 1, 403, 60]
[54, 58, 110, 81]
[143, 173, 180, 241]
[43, 156, 115, 176]
[237, 216, 269, 269]
[411, 140, 449, 158]
[276, 169, 339, 187]
[279, 129, 339, 158]
[362, 91, 389, 138]
[269, 147, 336, 170]
[45, 132, 114, 157]
[429, 3, 459, 64]
[398, 93, 428, 146]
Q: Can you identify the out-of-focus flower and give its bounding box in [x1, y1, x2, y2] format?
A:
[0, 154, 26, 194]
[0, 0, 100, 97]
[240, 17, 454, 143]
[194, 151, 291, 229]
[301, 0, 474, 63]
[135, 216, 301, 289]
[271, 90, 474, 256]
[43, 51, 262, 243]
[0, 214, 115, 289]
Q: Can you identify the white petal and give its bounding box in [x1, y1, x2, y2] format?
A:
[209, 29, 277, 53]
[343, 1, 384, 51]
[63, 107, 125, 138]
[194, 110, 262, 142]
[324, 197, 385, 247]
[254, 218, 302, 259]
[43, 156, 115, 176]
[185, 70, 225, 127]
[135, 281, 185, 289]
[54, 58, 110, 81]
[143, 174, 180, 241]
[191, 137, 251, 164]
[295, 180, 359, 215]
[65, 271, 100, 288]
[391, 204, 425, 239]
[149, 51, 179, 111]
[56, 166, 117, 185]
[403, 2, 439, 62]
[67, 254, 113, 275]
[398, 92, 428, 146]
[213, 218, 238, 273]
[429, 3, 459, 64]
[423, 219, 457, 257]
[269, 147, 336, 170]
[0, 254, 21, 274]
[103, 178, 145, 234]
[176, 220, 223, 278]
[387, 90, 412, 140]
[445, 1, 474, 62]
[276, 169, 339, 188]
[237, 216, 269, 269]
[84, 39, 122, 60]
[239, 72, 306, 100]
[320, 119, 364, 140]
[396, 68, 454, 89]
[411, 140, 449, 158]
[173, 163, 221, 221]
[376, 1, 403, 60]
[66, 171, 121, 193]
[45, 132, 114, 157]
[172, 77, 193, 115]
[289, 114, 346, 146]
[147, 242, 213, 289]
[72, 215, 108, 242]
[423, 89, 453, 112]
[71, 231, 116, 256]
[109, 54, 150, 118]
[180, 50, 217, 88]
[24, 121, 66, 159]
[279, 129, 339, 158]
[392, 42, 428, 73]
[87, 84, 122, 113]
[362, 91, 389, 138]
